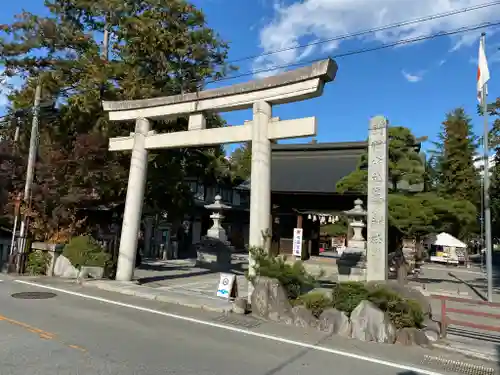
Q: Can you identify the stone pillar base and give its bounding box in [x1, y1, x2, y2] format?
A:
[195, 237, 233, 271]
[336, 248, 367, 282]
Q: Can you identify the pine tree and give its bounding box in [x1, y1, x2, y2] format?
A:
[435, 108, 481, 206]
[0, 0, 235, 240]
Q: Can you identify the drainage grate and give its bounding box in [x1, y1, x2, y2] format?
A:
[213, 314, 262, 329]
[422, 355, 495, 375]
[11, 292, 57, 300]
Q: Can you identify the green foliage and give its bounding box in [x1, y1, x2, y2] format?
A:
[229, 142, 252, 180]
[336, 126, 424, 194]
[63, 235, 111, 269]
[0, 0, 236, 236]
[330, 282, 424, 329]
[321, 215, 348, 237]
[26, 250, 51, 275]
[433, 108, 480, 206]
[330, 281, 369, 314]
[295, 292, 331, 318]
[367, 286, 424, 329]
[487, 102, 500, 242]
[247, 247, 319, 300]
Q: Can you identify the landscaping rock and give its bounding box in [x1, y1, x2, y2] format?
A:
[422, 318, 441, 342]
[53, 255, 79, 278]
[233, 297, 248, 315]
[291, 305, 317, 329]
[251, 277, 293, 324]
[367, 281, 432, 318]
[395, 327, 430, 347]
[78, 266, 104, 280]
[350, 300, 396, 343]
[318, 308, 351, 337]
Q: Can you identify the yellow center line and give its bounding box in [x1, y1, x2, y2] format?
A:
[0, 314, 87, 353]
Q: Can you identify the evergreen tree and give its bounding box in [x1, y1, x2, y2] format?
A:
[434, 108, 481, 206]
[0, 0, 235, 240]
[336, 126, 425, 194]
[229, 142, 252, 180]
[488, 108, 500, 242]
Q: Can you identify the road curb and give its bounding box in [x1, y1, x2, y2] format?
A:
[433, 343, 497, 364]
[84, 280, 233, 314]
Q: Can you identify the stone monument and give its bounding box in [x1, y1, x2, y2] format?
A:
[195, 195, 234, 269]
[336, 199, 367, 281]
[101, 59, 337, 284]
[366, 116, 389, 281]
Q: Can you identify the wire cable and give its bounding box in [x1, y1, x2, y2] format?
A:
[204, 20, 500, 86]
[226, 0, 500, 65]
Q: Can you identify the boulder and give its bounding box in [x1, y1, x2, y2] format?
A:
[318, 308, 351, 337]
[366, 280, 433, 318]
[350, 300, 396, 343]
[78, 266, 104, 280]
[53, 255, 79, 278]
[291, 305, 317, 329]
[251, 277, 293, 324]
[395, 327, 430, 347]
[233, 297, 248, 315]
[422, 318, 441, 342]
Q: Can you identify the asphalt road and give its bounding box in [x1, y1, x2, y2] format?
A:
[0, 276, 483, 375]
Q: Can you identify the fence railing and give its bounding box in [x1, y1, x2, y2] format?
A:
[431, 295, 500, 337]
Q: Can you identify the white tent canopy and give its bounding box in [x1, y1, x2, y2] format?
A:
[425, 232, 467, 248]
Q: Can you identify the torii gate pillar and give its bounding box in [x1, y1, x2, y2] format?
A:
[103, 59, 337, 284]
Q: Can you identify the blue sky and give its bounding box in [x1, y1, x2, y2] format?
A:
[2, 0, 500, 154]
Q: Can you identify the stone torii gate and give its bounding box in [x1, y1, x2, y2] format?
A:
[102, 59, 337, 282]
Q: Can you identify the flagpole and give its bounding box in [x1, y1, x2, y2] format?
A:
[481, 32, 494, 302]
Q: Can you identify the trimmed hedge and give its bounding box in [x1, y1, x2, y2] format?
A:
[63, 235, 111, 270]
[247, 247, 319, 300]
[331, 282, 424, 329]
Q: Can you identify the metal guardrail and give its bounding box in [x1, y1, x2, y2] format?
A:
[431, 294, 500, 337]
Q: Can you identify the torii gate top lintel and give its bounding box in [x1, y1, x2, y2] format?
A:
[102, 59, 337, 121]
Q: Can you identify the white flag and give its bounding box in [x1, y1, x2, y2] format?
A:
[477, 36, 490, 105]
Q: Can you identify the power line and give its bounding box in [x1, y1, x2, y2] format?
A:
[205, 20, 500, 86]
[1, 6, 499, 108]
[227, 0, 500, 65]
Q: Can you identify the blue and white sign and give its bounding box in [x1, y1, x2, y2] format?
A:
[216, 273, 237, 299]
[292, 228, 303, 257]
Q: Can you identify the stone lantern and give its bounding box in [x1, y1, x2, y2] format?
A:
[343, 198, 367, 250]
[204, 195, 231, 242]
[196, 195, 233, 269]
[337, 199, 367, 282]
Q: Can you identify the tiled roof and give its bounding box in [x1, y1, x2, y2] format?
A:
[238, 141, 366, 193]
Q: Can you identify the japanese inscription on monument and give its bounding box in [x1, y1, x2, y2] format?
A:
[367, 116, 389, 281]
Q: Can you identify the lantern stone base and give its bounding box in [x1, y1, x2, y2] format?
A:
[336, 248, 367, 282]
[195, 237, 233, 271]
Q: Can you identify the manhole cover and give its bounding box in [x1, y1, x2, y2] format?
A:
[11, 292, 57, 300]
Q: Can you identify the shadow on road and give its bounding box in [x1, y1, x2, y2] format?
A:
[135, 258, 246, 285]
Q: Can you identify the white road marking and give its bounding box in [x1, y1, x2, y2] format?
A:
[14, 279, 444, 375]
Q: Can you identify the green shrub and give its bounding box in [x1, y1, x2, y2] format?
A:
[330, 281, 369, 315]
[295, 292, 332, 318]
[247, 247, 318, 300]
[63, 235, 111, 269]
[329, 282, 424, 329]
[26, 250, 51, 275]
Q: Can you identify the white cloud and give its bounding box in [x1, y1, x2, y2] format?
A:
[255, 0, 500, 75]
[402, 70, 424, 83]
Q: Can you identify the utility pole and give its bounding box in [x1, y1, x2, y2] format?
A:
[16, 78, 42, 272]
